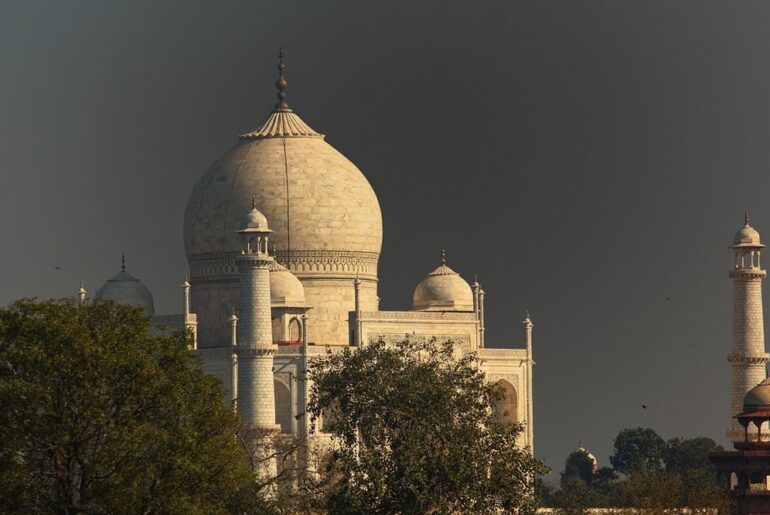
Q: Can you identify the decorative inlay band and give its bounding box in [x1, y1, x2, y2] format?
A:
[729, 270, 767, 280]
[235, 347, 277, 359]
[369, 333, 471, 349]
[727, 353, 770, 364]
[189, 250, 379, 280]
[358, 311, 477, 321]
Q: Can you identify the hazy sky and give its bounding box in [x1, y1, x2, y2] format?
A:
[3, 0, 770, 476]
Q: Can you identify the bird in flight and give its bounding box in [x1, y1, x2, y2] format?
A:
[641, 404, 648, 409]
[53, 266, 62, 271]
[665, 297, 671, 302]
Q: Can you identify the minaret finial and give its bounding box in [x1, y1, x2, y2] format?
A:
[440, 249, 447, 266]
[275, 48, 289, 110]
[121, 252, 126, 272]
[745, 210, 750, 226]
[251, 194, 257, 211]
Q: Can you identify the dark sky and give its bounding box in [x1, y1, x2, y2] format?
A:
[3, 0, 770, 476]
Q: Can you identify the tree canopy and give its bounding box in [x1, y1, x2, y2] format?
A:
[307, 337, 547, 514]
[548, 428, 730, 513]
[609, 427, 667, 473]
[0, 298, 269, 514]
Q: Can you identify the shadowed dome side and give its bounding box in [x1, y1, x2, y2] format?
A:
[96, 258, 155, 315]
[412, 251, 474, 312]
[743, 378, 770, 412]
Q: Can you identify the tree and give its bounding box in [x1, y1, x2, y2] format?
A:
[609, 427, 667, 474]
[554, 476, 608, 515]
[561, 449, 595, 487]
[665, 436, 723, 474]
[307, 337, 547, 514]
[665, 437, 730, 512]
[0, 298, 271, 514]
[616, 463, 681, 512]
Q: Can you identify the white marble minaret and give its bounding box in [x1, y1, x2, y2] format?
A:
[728, 213, 769, 441]
[235, 197, 278, 474]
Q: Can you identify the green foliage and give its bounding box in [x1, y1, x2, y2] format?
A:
[610, 427, 667, 474]
[307, 337, 547, 514]
[561, 449, 595, 487]
[551, 430, 731, 513]
[554, 475, 609, 514]
[616, 463, 682, 512]
[665, 436, 724, 474]
[0, 298, 272, 514]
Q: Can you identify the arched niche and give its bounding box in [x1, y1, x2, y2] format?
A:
[494, 379, 518, 426]
[288, 317, 302, 342]
[274, 379, 292, 434]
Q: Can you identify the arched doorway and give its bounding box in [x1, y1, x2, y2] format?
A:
[274, 379, 292, 433]
[494, 379, 518, 426]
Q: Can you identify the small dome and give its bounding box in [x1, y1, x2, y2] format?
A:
[744, 378, 770, 411]
[239, 200, 271, 233]
[732, 213, 763, 248]
[269, 260, 305, 307]
[96, 264, 155, 315]
[413, 252, 474, 311]
[575, 446, 598, 468]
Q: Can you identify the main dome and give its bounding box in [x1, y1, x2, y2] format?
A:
[183, 59, 383, 347]
[183, 111, 382, 260]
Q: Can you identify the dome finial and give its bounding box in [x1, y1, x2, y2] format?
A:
[121, 251, 126, 272]
[251, 193, 257, 211]
[745, 210, 750, 226]
[440, 249, 447, 266]
[275, 47, 289, 110]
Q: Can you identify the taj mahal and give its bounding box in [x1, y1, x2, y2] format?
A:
[87, 56, 536, 461]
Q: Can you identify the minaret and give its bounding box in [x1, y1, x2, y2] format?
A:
[523, 310, 534, 452]
[353, 275, 362, 346]
[77, 281, 86, 304]
[182, 275, 197, 349]
[728, 212, 769, 442]
[229, 307, 238, 406]
[234, 196, 278, 475]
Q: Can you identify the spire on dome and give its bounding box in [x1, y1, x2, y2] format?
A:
[441, 249, 447, 266]
[252, 193, 257, 211]
[239, 52, 323, 140]
[745, 210, 750, 226]
[121, 252, 126, 272]
[275, 48, 289, 110]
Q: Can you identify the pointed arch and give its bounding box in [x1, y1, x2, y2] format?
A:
[494, 379, 518, 426]
[274, 378, 292, 433]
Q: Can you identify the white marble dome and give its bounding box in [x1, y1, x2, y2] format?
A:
[184, 110, 382, 261]
[96, 267, 155, 315]
[240, 204, 270, 232]
[733, 214, 763, 248]
[270, 259, 305, 307]
[183, 79, 383, 346]
[734, 225, 762, 248]
[413, 254, 474, 311]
